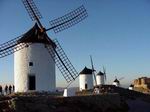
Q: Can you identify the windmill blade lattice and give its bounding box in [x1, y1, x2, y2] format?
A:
[46, 38, 79, 83]
[48, 5, 88, 33]
[22, 0, 42, 21]
[119, 77, 124, 81]
[0, 35, 29, 58]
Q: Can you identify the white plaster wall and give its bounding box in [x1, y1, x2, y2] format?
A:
[113, 82, 119, 87]
[79, 74, 93, 91]
[96, 75, 105, 85]
[14, 43, 55, 92]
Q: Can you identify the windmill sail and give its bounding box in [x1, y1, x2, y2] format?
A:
[0, 35, 29, 58]
[22, 0, 42, 21]
[90, 55, 97, 86]
[119, 77, 124, 81]
[22, 0, 43, 30]
[0, 0, 88, 86]
[47, 5, 88, 33]
[103, 66, 107, 81]
[46, 38, 79, 83]
[22, 0, 88, 34]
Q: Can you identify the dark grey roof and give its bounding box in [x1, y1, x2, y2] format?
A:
[17, 23, 55, 47]
[79, 67, 93, 75]
[97, 71, 104, 76]
[114, 79, 120, 83]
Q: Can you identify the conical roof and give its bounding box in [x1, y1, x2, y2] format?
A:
[97, 71, 104, 76]
[114, 78, 119, 83]
[79, 67, 93, 75]
[17, 23, 55, 47]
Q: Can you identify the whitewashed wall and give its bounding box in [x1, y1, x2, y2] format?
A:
[14, 43, 55, 92]
[113, 82, 120, 87]
[79, 74, 93, 91]
[96, 75, 105, 85]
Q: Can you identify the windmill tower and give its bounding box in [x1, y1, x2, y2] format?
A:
[14, 24, 56, 92]
[96, 67, 106, 85]
[96, 71, 104, 85]
[79, 67, 93, 91]
[0, 0, 88, 92]
[113, 78, 120, 87]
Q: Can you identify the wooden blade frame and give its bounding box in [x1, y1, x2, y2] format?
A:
[0, 35, 29, 58]
[46, 38, 79, 83]
[22, 0, 42, 21]
[90, 55, 97, 86]
[22, 0, 43, 29]
[48, 5, 88, 33]
[103, 66, 107, 81]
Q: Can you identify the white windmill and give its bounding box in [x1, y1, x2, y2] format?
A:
[129, 84, 134, 90]
[79, 67, 93, 91]
[0, 0, 88, 92]
[14, 24, 56, 92]
[112, 76, 124, 87]
[96, 67, 106, 85]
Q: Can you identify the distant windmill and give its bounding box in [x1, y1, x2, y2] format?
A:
[0, 0, 88, 92]
[79, 66, 93, 91]
[113, 76, 124, 87]
[96, 66, 107, 85]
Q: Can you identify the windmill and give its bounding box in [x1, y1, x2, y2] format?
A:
[96, 66, 107, 85]
[0, 0, 88, 92]
[113, 76, 124, 87]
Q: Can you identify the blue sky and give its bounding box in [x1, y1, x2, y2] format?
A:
[0, 0, 150, 87]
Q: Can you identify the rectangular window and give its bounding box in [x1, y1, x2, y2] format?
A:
[29, 62, 33, 66]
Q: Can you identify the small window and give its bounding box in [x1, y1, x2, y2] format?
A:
[29, 62, 33, 66]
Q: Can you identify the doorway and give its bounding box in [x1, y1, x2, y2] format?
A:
[28, 75, 36, 90]
[85, 83, 88, 89]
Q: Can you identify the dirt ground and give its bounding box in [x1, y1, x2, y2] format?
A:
[127, 98, 150, 112]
